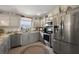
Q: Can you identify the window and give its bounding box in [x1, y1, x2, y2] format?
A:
[20, 17, 32, 30]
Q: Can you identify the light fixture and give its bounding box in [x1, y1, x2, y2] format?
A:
[43, 11, 47, 13]
[1, 20, 5, 24]
[1, 20, 8, 25]
[36, 13, 41, 16]
[45, 24, 49, 26]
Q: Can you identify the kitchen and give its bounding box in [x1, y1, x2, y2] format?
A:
[0, 5, 79, 54]
[0, 5, 54, 54]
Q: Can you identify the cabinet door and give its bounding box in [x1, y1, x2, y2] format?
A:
[10, 35, 15, 47]
[51, 33, 54, 48]
[29, 33, 34, 43]
[4, 40, 8, 53]
[39, 32, 43, 42]
[0, 37, 10, 54]
[7, 37, 10, 50]
[10, 14, 20, 27]
[34, 32, 40, 41]
[10, 35, 21, 48]
[29, 32, 40, 43]
[0, 44, 4, 54]
[21, 33, 30, 46]
[0, 14, 9, 26]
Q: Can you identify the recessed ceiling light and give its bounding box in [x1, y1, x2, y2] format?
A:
[43, 11, 47, 13]
[36, 13, 41, 16]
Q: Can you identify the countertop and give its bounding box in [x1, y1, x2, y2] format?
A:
[0, 31, 40, 45]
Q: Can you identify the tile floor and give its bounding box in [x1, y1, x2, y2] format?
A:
[8, 42, 54, 54]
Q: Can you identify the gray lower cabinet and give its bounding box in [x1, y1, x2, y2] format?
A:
[4, 40, 8, 53]
[51, 33, 54, 48]
[39, 32, 43, 42]
[0, 44, 4, 54]
[0, 34, 21, 54]
[10, 34, 21, 48]
[21, 32, 40, 46]
[21, 32, 30, 45]
[29, 32, 40, 43]
[4, 38, 10, 54]
[0, 37, 10, 54]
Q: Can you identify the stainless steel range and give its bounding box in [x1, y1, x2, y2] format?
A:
[43, 21, 53, 47]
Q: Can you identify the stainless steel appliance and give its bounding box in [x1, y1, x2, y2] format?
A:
[53, 8, 79, 54]
[43, 21, 53, 47]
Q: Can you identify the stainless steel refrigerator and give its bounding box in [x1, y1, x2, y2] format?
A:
[53, 8, 79, 54]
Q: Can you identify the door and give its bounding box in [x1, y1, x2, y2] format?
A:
[61, 14, 71, 42]
[70, 12, 79, 45]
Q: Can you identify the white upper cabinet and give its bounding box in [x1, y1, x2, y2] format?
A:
[0, 12, 21, 27]
[0, 13, 9, 26]
[9, 13, 21, 27]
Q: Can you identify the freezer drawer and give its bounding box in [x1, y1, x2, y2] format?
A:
[53, 40, 61, 53]
[60, 42, 71, 54]
[70, 44, 79, 54]
[53, 40, 71, 54]
[53, 40, 79, 54]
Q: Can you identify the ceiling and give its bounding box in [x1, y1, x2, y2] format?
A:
[0, 5, 57, 17]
